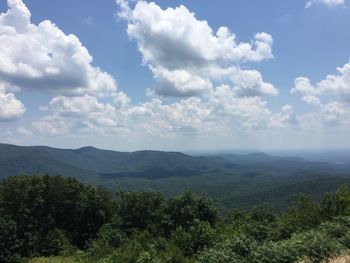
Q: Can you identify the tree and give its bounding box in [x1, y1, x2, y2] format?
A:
[116, 191, 165, 235]
[0, 216, 21, 263]
[164, 191, 218, 233]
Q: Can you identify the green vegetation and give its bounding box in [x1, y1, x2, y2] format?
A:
[1, 175, 350, 262]
[2, 143, 350, 213]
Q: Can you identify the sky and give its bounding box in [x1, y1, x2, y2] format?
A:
[0, 0, 350, 151]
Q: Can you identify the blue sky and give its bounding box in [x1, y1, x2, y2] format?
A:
[0, 0, 350, 151]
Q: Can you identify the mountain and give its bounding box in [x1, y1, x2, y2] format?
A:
[219, 152, 338, 175]
[1, 143, 350, 211]
[0, 143, 340, 181]
[0, 143, 235, 182]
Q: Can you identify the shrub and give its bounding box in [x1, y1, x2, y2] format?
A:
[0, 216, 21, 263]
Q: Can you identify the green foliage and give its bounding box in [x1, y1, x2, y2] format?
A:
[272, 194, 321, 240]
[116, 191, 165, 234]
[28, 256, 81, 263]
[171, 220, 216, 256]
[335, 185, 350, 215]
[2, 174, 350, 263]
[0, 216, 21, 263]
[5, 143, 350, 214]
[164, 191, 218, 233]
[40, 229, 73, 256]
[0, 175, 114, 257]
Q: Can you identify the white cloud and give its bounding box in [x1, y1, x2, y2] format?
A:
[209, 85, 272, 129]
[17, 126, 32, 135]
[124, 85, 292, 137]
[0, 0, 302, 143]
[292, 60, 350, 104]
[269, 105, 296, 128]
[321, 101, 348, 125]
[125, 2, 273, 67]
[0, 0, 117, 97]
[292, 61, 350, 129]
[291, 77, 321, 106]
[26, 0, 282, 139]
[40, 95, 120, 127]
[306, 0, 345, 8]
[33, 117, 71, 136]
[316, 60, 350, 101]
[117, 0, 275, 98]
[34, 83, 289, 138]
[298, 101, 349, 129]
[0, 83, 26, 121]
[128, 97, 214, 136]
[151, 67, 213, 97]
[211, 66, 278, 97]
[33, 93, 132, 136]
[112, 91, 131, 109]
[0, 130, 17, 144]
[43, 95, 110, 117]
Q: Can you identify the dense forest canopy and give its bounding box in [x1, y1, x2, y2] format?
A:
[2, 174, 350, 263]
[2, 143, 350, 214]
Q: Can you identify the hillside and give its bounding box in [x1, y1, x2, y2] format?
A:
[1, 143, 350, 210]
[0, 143, 232, 182]
[2, 174, 350, 263]
[0, 143, 341, 180]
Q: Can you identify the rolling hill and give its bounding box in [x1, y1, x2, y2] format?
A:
[0, 143, 235, 182]
[1, 143, 350, 210]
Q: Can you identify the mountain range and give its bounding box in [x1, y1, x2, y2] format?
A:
[1, 143, 350, 210]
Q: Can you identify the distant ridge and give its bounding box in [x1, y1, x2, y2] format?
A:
[0, 143, 232, 182]
[2, 143, 350, 211]
[0, 143, 341, 184]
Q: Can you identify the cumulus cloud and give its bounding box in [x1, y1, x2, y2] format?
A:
[321, 101, 348, 125]
[33, 117, 71, 136]
[28, 0, 282, 138]
[0, 83, 26, 121]
[17, 126, 32, 135]
[291, 60, 350, 129]
[34, 83, 290, 138]
[126, 2, 273, 67]
[306, 0, 345, 8]
[42, 95, 113, 117]
[151, 67, 213, 97]
[0, 0, 301, 141]
[291, 77, 321, 106]
[269, 105, 296, 128]
[292, 60, 350, 104]
[33, 90, 134, 137]
[123, 85, 293, 137]
[211, 66, 278, 97]
[298, 101, 349, 129]
[37, 95, 123, 132]
[0, 0, 117, 97]
[117, 0, 276, 98]
[128, 97, 213, 136]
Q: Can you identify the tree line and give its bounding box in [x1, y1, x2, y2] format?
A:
[1, 174, 350, 262]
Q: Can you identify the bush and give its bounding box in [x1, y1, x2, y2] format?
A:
[291, 229, 343, 262]
[171, 220, 216, 256]
[0, 216, 21, 263]
[164, 191, 218, 234]
[41, 229, 74, 256]
[197, 233, 256, 263]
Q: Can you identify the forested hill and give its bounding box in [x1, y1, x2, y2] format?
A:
[0, 143, 343, 182]
[2, 174, 350, 263]
[0, 143, 230, 181]
[2, 143, 350, 212]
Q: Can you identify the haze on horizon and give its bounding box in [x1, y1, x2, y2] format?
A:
[0, 0, 350, 152]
